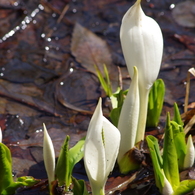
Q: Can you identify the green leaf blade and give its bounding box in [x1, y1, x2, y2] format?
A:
[163, 114, 180, 190]
[56, 135, 70, 188]
[147, 79, 165, 127]
[0, 143, 14, 194]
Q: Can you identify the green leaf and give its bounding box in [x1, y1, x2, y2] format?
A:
[69, 137, 85, 180]
[0, 143, 14, 194]
[94, 64, 112, 97]
[173, 103, 184, 126]
[171, 121, 186, 170]
[16, 176, 40, 186]
[56, 136, 85, 192]
[56, 135, 70, 188]
[2, 176, 40, 195]
[103, 64, 112, 97]
[109, 89, 128, 127]
[147, 79, 165, 127]
[173, 180, 195, 195]
[109, 107, 121, 127]
[72, 177, 89, 195]
[163, 113, 180, 190]
[146, 135, 165, 193]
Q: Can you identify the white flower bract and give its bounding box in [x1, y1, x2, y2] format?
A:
[43, 123, 55, 187]
[84, 98, 120, 195]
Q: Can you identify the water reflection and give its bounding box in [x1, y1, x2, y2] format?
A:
[0, 4, 44, 43]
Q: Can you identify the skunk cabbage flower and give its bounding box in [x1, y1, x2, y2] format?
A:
[183, 135, 195, 169]
[120, 0, 163, 143]
[117, 66, 140, 173]
[84, 98, 121, 195]
[43, 124, 55, 193]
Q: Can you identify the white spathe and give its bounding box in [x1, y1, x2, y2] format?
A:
[84, 98, 121, 195]
[117, 66, 139, 163]
[120, 0, 163, 143]
[43, 123, 55, 187]
[120, 0, 163, 90]
[183, 135, 195, 169]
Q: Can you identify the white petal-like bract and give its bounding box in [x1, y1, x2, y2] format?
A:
[43, 124, 55, 186]
[117, 66, 139, 162]
[120, 0, 163, 90]
[84, 98, 120, 195]
[183, 135, 195, 169]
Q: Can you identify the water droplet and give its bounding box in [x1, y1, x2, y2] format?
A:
[169, 4, 175, 9]
[0, 73, 4, 76]
[41, 33, 46, 38]
[16, 26, 20, 30]
[45, 46, 49, 51]
[14, 2, 19, 6]
[19, 118, 24, 125]
[38, 4, 44, 10]
[52, 13, 57, 18]
[87, 160, 91, 164]
[72, 8, 77, 13]
[55, 36, 59, 41]
[21, 24, 27, 30]
[8, 30, 15, 37]
[69, 68, 74, 73]
[25, 16, 32, 24]
[33, 20, 37, 24]
[47, 37, 51, 42]
[31, 8, 39, 17]
[43, 58, 47, 63]
[60, 82, 64, 85]
[1, 67, 5, 71]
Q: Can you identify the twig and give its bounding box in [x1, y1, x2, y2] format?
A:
[184, 71, 191, 113]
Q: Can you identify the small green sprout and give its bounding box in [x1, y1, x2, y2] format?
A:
[147, 79, 165, 127]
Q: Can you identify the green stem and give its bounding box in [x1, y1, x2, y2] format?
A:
[135, 88, 149, 145]
[91, 185, 105, 195]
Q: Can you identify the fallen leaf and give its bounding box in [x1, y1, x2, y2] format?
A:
[71, 22, 119, 91]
